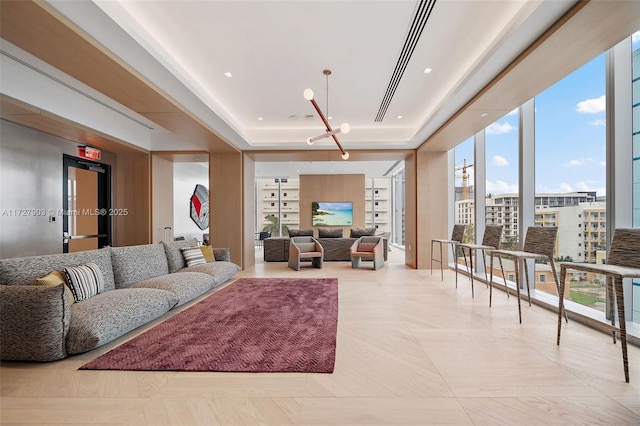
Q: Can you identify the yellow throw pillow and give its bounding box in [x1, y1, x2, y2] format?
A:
[200, 245, 216, 262]
[36, 270, 75, 305]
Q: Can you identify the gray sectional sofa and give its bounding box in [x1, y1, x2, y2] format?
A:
[0, 239, 240, 362]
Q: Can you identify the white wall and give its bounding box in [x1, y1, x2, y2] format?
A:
[173, 162, 209, 242]
[0, 121, 116, 258]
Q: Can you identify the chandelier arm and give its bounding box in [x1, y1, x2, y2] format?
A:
[309, 99, 346, 157]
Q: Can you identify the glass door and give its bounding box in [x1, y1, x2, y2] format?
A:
[62, 155, 111, 253]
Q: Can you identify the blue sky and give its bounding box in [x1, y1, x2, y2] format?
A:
[455, 31, 640, 197]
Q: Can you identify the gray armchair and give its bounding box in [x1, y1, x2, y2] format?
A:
[350, 236, 385, 270]
[288, 237, 324, 270]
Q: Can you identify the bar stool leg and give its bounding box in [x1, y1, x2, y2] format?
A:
[514, 258, 522, 324]
[557, 266, 568, 345]
[613, 277, 629, 383]
[523, 258, 532, 307]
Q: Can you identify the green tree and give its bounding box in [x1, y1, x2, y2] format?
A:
[262, 214, 289, 237]
[462, 223, 475, 244]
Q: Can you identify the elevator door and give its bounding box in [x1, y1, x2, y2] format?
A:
[63, 155, 111, 253]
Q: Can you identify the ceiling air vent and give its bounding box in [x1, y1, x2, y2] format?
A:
[375, 0, 437, 122]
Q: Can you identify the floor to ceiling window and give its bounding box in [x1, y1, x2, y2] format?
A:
[482, 110, 520, 286]
[454, 137, 474, 243]
[632, 30, 640, 322]
[391, 168, 406, 247]
[534, 54, 607, 308]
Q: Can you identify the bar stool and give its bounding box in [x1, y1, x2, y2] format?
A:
[489, 226, 561, 323]
[431, 224, 466, 285]
[558, 228, 640, 383]
[457, 225, 503, 298]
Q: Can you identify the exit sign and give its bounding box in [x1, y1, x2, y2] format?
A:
[79, 146, 101, 161]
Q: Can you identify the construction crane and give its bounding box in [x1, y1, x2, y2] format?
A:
[455, 159, 474, 200]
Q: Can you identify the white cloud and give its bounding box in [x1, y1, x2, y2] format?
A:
[564, 158, 594, 167]
[590, 119, 606, 127]
[600, 161, 606, 167]
[486, 180, 518, 194]
[576, 95, 605, 114]
[486, 122, 515, 135]
[558, 183, 573, 192]
[492, 155, 509, 166]
[575, 180, 595, 191]
[633, 31, 640, 44]
[506, 108, 518, 116]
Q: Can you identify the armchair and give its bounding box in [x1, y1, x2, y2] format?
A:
[350, 236, 385, 270]
[288, 236, 324, 270]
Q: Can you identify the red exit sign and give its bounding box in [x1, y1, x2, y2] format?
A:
[79, 146, 101, 160]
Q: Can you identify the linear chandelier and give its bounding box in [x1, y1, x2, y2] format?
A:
[303, 69, 350, 160]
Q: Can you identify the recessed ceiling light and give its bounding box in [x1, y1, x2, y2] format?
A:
[397, 115, 403, 119]
[224, 72, 233, 78]
[257, 117, 263, 121]
[423, 68, 432, 74]
[480, 112, 488, 117]
[328, 116, 333, 120]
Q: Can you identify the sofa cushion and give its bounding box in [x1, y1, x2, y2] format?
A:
[111, 244, 169, 289]
[177, 261, 240, 286]
[162, 238, 199, 273]
[0, 284, 70, 361]
[350, 227, 377, 238]
[130, 272, 215, 306]
[64, 262, 105, 302]
[212, 248, 231, 262]
[318, 227, 343, 238]
[66, 287, 179, 355]
[296, 242, 317, 253]
[0, 248, 116, 292]
[288, 229, 314, 237]
[357, 242, 378, 252]
[181, 246, 207, 267]
[36, 270, 75, 305]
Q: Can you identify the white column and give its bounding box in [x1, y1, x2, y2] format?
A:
[474, 129, 486, 273]
[519, 99, 536, 289]
[607, 38, 633, 320]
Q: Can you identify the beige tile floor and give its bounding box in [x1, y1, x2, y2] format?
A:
[1, 248, 638, 425]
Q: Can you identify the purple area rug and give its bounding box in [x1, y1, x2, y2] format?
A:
[80, 278, 338, 373]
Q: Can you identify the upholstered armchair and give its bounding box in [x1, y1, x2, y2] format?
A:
[350, 236, 385, 270]
[288, 236, 324, 270]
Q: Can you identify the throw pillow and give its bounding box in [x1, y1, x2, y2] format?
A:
[64, 262, 105, 302]
[200, 245, 216, 262]
[181, 246, 207, 267]
[35, 270, 75, 305]
[318, 227, 343, 238]
[350, 227, 376, 238]
[288, 229, 314, 237]
[358, 242, 378, 252]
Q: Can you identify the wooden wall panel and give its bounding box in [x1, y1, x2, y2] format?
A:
[416, 150, 448, 269]
[151, 155, 174, 243]
[243, 154, 256, 269]
[113, 152, 151, 246]
[210, 152, 243, 266]
[299, 174, 365, 236]
[404, 152, 417, 268]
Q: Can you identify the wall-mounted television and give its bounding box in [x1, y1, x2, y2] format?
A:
[312, 201, 353, 226]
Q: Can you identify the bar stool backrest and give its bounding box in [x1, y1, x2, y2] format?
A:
[607, 228, 640, 268]
[522, 226, 557, 258]
[481, 225, 503, 249]
[451, 224, 466, 243]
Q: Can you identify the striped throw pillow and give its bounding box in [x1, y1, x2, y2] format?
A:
[63, 262, 105, 302]
[181, 246, 207, 267]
